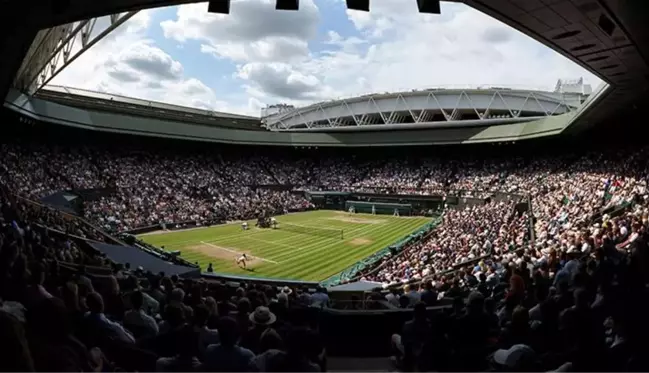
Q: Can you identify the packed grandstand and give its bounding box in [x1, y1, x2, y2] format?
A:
[1, 112, 649, 371]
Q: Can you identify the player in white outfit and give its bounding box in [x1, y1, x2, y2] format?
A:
[271, 217, 277, 229]
[236, 254, 249, 269]
[242, 221, 248, 230]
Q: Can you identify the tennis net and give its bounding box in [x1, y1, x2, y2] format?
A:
[279, 222, 343, 239]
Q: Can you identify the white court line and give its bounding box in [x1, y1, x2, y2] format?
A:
[278, 217, 417, 263]
[153, 228, 265, 248]
[152, 216, 333, 248]
[200, 241, 280, 265]
[234, 217, 384, 253]
[242, 235, 301, 250]
[271, 221, 370, 244]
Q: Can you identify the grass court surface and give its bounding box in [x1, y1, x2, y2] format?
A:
[138, 210, 431, 282]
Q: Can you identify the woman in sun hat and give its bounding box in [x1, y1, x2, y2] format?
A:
[249, 306, 277, 326]
[240, 306, 278, 354]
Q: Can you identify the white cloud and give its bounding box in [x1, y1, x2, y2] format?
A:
[53, 0, 601, 113]
[49, 9, 256, 115]
[159, 0, 600, 106]
[161, 0, 319, 62]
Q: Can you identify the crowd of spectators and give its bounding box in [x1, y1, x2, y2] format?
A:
[364, 201, 530, 284]
[1, 186, 331, 371]
[349, 147, 647, 286]
[2, 131, 649, 371]
[1, 143, 315, 232]
[384, 202, 649, 371]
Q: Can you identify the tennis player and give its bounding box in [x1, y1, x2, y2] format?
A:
[242, 221, 248, 230]
[271, 217, 277, 229]
[236, 253, 249, 269]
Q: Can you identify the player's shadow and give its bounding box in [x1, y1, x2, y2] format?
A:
[243, 268, 255, 273]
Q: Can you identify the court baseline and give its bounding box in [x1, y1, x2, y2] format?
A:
[199, 241, 280, 265]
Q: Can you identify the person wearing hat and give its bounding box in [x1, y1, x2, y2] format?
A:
[491, 344, 538, 371]
[240, 306, 277, 354]
[249, 306, 277, 326]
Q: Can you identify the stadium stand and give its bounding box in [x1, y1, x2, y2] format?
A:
[1, 114, 649, 371]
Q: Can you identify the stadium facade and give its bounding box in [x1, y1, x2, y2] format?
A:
[0, 0, 645, 146]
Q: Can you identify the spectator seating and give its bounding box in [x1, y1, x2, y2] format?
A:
[1, 126, 649, 371]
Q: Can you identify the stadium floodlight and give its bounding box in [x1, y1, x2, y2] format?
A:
[207, 0, 230, 14]
[417, 0, 441, 14]
[346, 0, 370, 12]
[276, 0, 299, 10]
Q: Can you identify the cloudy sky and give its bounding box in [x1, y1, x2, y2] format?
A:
[50, 0, 601, 116]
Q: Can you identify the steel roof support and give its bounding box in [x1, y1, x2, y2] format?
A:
[13, 11, 138, 95]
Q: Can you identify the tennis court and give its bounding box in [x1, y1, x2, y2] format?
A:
[138, 210, 431, 281]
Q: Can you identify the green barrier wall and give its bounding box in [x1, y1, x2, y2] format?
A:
[345, 200, 413, 215]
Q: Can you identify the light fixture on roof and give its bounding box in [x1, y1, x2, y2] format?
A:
[552, 30, 581, 40]
[207, 0, 230, 14]
[586, 55, 609, 62]
[346, 0, 370, 11]
[417, 0, 441, 14]
[571, 43, 597, 52]
[276, 0, 299, 10]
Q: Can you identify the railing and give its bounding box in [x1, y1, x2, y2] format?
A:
[201, 272, 319, 288]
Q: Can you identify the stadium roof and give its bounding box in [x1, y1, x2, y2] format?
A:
[0, 0, 647, 138]
[37, 85, 263, 131]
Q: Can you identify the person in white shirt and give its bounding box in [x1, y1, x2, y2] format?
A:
[124, 291, 159, 338]
[310, 287, 330, 308]
[385, 288, 400, 307]
[122, 276, 160, 315]
[236, 254, 249, 269]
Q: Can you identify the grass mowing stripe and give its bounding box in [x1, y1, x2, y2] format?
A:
[207, 222, 361, 261]
[273, 217, 408, 264]
[140, 215, 336, 248]
[256, 218, 423, 280]
[207, 231, 327, 260]
[264, 219, 414, 279]
[213, 217, 429, 279]
[142, 210, 432, 281]
[285, 219, 416, 280]
[295, 219, 426, 280]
